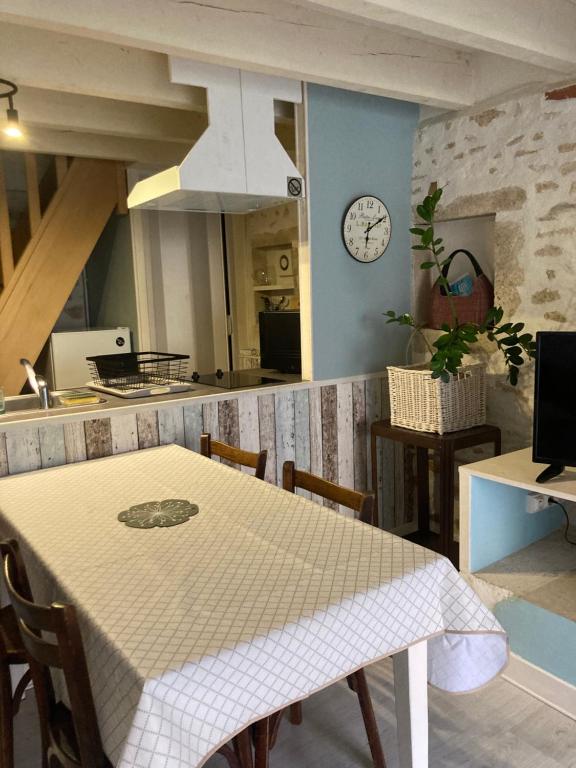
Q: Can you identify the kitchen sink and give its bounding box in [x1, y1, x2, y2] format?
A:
[2, 393, 106, 416]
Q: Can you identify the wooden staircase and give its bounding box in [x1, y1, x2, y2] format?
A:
[0, 153, 125, 395]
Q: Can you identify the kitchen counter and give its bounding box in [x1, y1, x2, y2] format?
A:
[0, 369, 398, 527]
[0, 370, 303, 428]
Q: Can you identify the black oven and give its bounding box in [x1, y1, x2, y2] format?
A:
[259, 311, 301, 374]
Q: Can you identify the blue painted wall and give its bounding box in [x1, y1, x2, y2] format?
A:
[306, 84, 419, 380]
[470, 477, 563, 571]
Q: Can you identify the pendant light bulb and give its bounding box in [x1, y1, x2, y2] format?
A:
[3, 106, 22, 139]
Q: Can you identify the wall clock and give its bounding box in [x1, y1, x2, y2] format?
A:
[342, 195, 391, 262]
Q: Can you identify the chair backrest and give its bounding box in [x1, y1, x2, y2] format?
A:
[282, 461, 376, 525]
[0, 539, 108, 768]
[200, 432, 267, 480]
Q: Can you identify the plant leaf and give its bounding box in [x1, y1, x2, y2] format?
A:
[416, 204, 432, 222]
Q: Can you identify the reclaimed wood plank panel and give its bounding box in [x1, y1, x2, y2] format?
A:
[84, 418, 113, 460]
[38, 423, 66, 468]
[5, 428, 41, 474]
[183, 402, 203, 453]
[202, 401, 220, 437]
[308, 385, 323, 504]
[218, 398, 240, 446]
[202, 401, 220, 461]
[321, 384, 338, 509]
[158, 407, 185, 447]
[63, 421, 87, 464]
[136, 411, 159, 449]
[218, 399, 240, 468]
[238, 394, 260, 474]
[258, 394, 276, 485]
[0, 433, 8, 477]
[352, 380, 367, 493]
[275, 390, 295, 484]
[110, 413, 138, 455]
[337, 382, 354, 517]
[294, 389, 311, 498]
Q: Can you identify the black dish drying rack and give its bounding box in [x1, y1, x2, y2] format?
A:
[87, 352, 190, 392]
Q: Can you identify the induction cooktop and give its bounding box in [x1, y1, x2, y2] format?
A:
[191, 370, 284, 389]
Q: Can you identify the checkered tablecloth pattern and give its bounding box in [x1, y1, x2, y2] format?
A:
[0, 445, 507, 768]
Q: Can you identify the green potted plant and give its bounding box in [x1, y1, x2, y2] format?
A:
[384, 186, 536, 434]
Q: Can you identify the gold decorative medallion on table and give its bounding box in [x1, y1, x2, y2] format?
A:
[117, 499, 199, 529]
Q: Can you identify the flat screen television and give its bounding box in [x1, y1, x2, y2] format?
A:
[533, 330, 576, 483]
[259, 311, 301, 374]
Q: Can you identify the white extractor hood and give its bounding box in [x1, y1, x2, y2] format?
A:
[128, 60, 305, 214]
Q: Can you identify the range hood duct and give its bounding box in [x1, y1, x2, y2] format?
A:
[128, 60, 305, 215]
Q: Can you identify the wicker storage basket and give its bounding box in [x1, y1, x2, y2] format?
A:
[388, 363, 486, 434]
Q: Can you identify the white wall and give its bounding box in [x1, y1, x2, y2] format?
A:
[131, 208, 228, 373]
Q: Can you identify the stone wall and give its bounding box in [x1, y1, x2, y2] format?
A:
[412, 85, 576, 449]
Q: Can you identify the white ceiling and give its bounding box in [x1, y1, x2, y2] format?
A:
[0, 0, 574, 159]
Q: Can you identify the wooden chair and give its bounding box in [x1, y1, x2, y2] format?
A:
[0, 541, 32, 768]
[282, 460, 377, 526]
[0, 539, 258, 768]
[270, 462, 385, 768]
[1, 538, 112, 768]
[200, 433, 267, 480]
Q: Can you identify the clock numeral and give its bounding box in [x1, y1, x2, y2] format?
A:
[348, 239, 354, 246]
[358, 203, 363, 211]
[346, 224, 351, 232]
[367, 200, 374, 208]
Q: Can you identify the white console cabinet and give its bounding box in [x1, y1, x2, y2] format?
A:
[460, 448, 576, 719]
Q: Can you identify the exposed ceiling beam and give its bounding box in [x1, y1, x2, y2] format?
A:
[472, 52, 565, 105]
[14, 87, 206, 144]
[0, 127, 189, 165]
[0, 23, 206, 111]
[0, 0, 474, 109]
[289, 0, 576, 74]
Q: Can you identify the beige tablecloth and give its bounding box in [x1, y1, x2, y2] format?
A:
[0, 445, 507, 768]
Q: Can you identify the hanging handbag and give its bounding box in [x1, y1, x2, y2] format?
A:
[429, 248, 494, 329]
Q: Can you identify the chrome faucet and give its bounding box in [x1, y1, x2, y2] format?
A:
[20, 359, 52, 409]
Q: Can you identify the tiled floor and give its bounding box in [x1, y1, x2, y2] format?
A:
[15, 657, 576, 767]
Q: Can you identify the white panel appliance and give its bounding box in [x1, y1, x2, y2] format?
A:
[46, 328, 131, 389]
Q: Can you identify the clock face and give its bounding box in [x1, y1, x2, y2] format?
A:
[342, 196, 391, 262]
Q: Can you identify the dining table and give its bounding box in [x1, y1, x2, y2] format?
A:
[0, 444, 508, 768]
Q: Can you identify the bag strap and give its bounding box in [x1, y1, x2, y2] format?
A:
[439, 249, 484, 295]
[442, 249, 484, 278]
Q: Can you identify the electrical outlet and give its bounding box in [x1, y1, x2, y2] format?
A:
[526, 492, 549, 514]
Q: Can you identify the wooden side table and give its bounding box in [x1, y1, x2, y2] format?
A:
[370, 419, 501, 567]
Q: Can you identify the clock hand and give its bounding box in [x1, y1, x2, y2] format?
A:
[367, 215, 386, 233]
